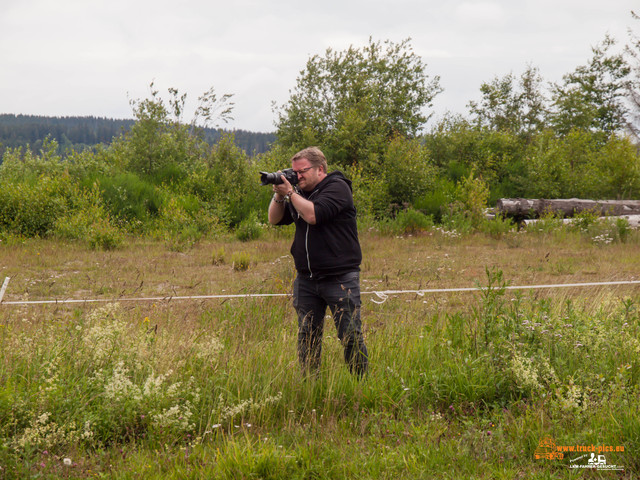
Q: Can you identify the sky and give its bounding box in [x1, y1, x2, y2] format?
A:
[1, 0, 637, 133]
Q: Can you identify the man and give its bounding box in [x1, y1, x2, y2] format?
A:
[268, 147, 368, 377]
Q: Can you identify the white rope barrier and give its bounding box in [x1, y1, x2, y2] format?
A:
[0, 276, 638, 306]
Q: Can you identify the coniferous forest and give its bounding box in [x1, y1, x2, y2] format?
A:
[0, 114, 275, 158]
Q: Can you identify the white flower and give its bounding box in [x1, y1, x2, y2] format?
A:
[63, 458, 72, 466]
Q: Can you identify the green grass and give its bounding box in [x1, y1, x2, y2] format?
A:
[0, 227, 639, 478]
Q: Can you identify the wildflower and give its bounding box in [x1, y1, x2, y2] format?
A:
[63, 458, 72, 466]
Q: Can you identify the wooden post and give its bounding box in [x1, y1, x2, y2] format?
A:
[0, 277, 10, 304]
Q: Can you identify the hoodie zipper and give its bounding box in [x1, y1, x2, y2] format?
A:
[303, 189, 319, 279]
[305, 223, 312, 278]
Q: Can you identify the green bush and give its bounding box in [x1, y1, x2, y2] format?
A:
[0, 138, 66, 182]
[345, 164, 392, 219]
[87, 218, 124, 250]
[156, 195, 221, 251]
[235, 212, 263, 242]
[413, 177, 457, 222]
[212, 246, 226, 265]
[380, 208, 434, 236]
[54, 185, 123, 250]
[477, 215, 516, 237]
[91, 173, 164, 226]
[437, 173, 490, 232]
[440, 202, 474, 234]
[380, 136, 437, 205]
[231, 251, 251, 271]
[0, 178, 69, 237]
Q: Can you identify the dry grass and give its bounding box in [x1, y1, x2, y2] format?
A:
[1, 229, 638, 306]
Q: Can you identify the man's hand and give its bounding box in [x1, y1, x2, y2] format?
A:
[272, 173, 294, 197]
[270, 171, 317, 224]
[268, 172, 292, 225]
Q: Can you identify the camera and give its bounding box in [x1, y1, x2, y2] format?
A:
[259, 168, 298, 186]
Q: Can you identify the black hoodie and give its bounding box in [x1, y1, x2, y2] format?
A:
[277, 171, 362, 279]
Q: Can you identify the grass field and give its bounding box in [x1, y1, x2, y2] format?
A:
[1, 225, 639, 479]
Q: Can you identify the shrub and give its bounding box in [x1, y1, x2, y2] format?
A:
[0, 137, 66, 182]
[345, 164, 392, 219]
[91, 173, 164, 225]
[156, 195, 221, 251]
[212, 246, 226, 265]
[87, 218, 124, 250]
[380, 136, 437, 205]
[54, 185, 123, 250]
[570, 209, 601, 234]
[413, 177, 457, 222]
[231, 251, 251, 271]
[614, 216, 632, 242]
[381, 208, 434, 236]
[439, 174, 490, 232]
[0, 178, 68, 237]
[477, 215, 516, 237]
[235, 212, 263, 242]
[440, 201, 474, 234]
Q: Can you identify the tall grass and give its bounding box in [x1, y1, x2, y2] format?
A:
[0, 230, 638, 478]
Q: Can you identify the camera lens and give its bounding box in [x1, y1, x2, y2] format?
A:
[260, 172, 280, 185]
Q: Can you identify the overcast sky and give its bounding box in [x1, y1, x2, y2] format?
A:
[1, 0, 637, 132]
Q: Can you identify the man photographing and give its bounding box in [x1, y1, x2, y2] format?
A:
[268, 147, 368, 377]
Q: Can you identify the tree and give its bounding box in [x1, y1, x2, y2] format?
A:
[550, 35, 630, 137]
[125, 83, 234, 177]
[468, 65, 546, 140]
[274, 38, 442, 168]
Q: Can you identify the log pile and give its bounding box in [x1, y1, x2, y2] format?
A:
[496, 198, 640, 220]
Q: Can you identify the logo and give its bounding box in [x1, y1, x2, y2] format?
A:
[569, 453, 624, 471]
[535, 437, 625, 471]
[534, 437, 564, 460]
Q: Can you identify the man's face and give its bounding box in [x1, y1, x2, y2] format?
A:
[292, 158, 323, 191]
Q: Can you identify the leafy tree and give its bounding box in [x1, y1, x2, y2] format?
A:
[123, 83, 234, 177]
[274, 38, 442, 168]
[550, 35, 630, 137]
[525, 129, 595, 198]
[424, 115, 528, 201]
[588, 134, 640, 198]
[468, 65, 547, 140]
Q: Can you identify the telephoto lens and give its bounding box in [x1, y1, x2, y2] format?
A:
[259, 168, 298, 186]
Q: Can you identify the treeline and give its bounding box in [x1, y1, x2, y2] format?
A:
[2, 30, 640, 249]
[0, 114, 275, 158]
